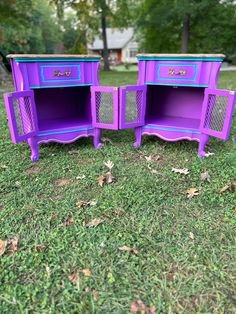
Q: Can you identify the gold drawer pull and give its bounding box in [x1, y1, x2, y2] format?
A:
[54, 70, 72, 77]
[168, 69, 186, 76]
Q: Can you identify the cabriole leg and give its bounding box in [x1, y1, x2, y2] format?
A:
[28, 137, 39, 162]
[93, 128, 103, 149]
[133, 126, 142, 148]
[198, 134, 209, 158]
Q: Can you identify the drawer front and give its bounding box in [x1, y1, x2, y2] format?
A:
[145, 61, 211, 86]
[20, 61, 98, 89]
[157, 64, 197, 81]
[40, 64, 81, 83]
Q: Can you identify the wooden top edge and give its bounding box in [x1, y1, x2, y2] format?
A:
[7, 54, 101, 59]
[137, 53, 226, 58]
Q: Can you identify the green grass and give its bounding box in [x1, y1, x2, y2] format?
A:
[0, 71, 236, 313]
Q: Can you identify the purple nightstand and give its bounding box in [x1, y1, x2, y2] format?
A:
[3, 54, 236, 161]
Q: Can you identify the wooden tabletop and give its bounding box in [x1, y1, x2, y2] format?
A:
[7, 54, 101, 59]
[137, 53, 225, 58]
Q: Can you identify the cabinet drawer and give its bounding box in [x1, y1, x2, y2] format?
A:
[145, 61, 211, 87]
[22, 62, 97, 88]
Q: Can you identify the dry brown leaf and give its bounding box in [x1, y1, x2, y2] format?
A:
[0, 240, 7, 257]
[68, 150, 80, 155]
[144, 155, 152, 162]
[91, 290, 100, 300]
[205, 152, 215, 157]
[189, 232, 194, 240]
[104, 160, 114, 170]
[54, 178, 70, 187]
[68, 271, 80, 285]
[76, 200, 97, 208]
[186, 188, 199, 198]
[101, 137, 112, 144]
[172, 168, 190, 175]
[63, 217, 74, 226]
[220, 183, 236, 194]
[151, 169, 160, 175]
[36, 243, 48, 251]
[86, 218, 104, 228]
[45, 265, 51, 277]
[130, 300, 156, 314]
[98, 175, 105, 187]
[106, 171, 114, 184]
[81, 268, 92, 277]
[0, 164, 8, 169]
[118, 245, 138, 255]
[25, 166, 40, 175]
[200, 171, 210, 182]
[8, 238, 19, 256]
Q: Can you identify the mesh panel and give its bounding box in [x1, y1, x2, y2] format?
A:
[125, 90, 143, 123]
[13, 96, 35, 135]
[203, 94, 228, 132]
[95, 91, 114, 124]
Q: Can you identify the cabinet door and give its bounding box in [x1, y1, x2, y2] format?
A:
[91, 86, 119, 130]
[119, 85, 147, 129]
[200, 88, 235, 140]
[3, 90, 38, 143]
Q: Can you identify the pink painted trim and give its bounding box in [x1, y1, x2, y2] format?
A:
[37, 133, 94, 145]
[142, 131, 200, 142]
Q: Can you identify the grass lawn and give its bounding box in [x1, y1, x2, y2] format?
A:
[0, 70, 236, 313]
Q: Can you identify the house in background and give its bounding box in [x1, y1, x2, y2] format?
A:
[87, 27, 139, 64]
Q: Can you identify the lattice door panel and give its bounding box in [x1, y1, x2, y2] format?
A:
[91, 86, 119, 130]
[119, 85, 147, 129]
[200, 88, 235, 140]
[3, 90, 38, 143]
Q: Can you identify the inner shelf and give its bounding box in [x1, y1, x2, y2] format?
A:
[146, 116, 200, 130]
[38, 117, 92, 132]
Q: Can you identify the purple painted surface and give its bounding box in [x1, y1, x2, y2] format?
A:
[200, 88, 236, 140]
[119, 85, 147, 129]
[4, 90, 38, 143]
[91, 86, 119, 130]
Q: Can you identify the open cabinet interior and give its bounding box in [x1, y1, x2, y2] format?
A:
[34, 86, 92, 132]
[145, 85, 205, 130]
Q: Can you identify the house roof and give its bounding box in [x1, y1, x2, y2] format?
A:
[88, 28, 134, 50]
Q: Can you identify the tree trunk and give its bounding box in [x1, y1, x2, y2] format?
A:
[101, 5, 110, 71]
[181, 14, 190, 53]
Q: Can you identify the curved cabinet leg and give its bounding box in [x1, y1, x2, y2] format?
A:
[28, 137, 39, 162]
[93, 128, 103, 149]
[133, 127, 142, 148]
[198, 134, 209, 158]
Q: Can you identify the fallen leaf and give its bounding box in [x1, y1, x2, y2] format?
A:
[76, 175, 86, 180]
[106, 171, 114, 184]
[63, 217, 74, 226]
[0, 164, 8, 169]
[68, 271, 80, 285]
[54, 178, 70, 187]
[151, 169, 160, 175]
[118, 245, 138, 255]
[220, 183, 236, 194]
[104, 160, 114, 170]
[35, 243, 48, 251]
[81, 268, 92, 277]
[76, 200, 97, 208]
[186, 188, 199, 198]
[8, 238, 19, 255]
[130, 300, 156, 314]
[144, 155, 152, 162]
[25, 166, 40, 175]
[0, 240, 7, 256]
[86, 218, 104, 228]
[189, 232, 194, 240]
[101, 137, 112, 144]
[172, 168, 190, 175]
[45, 265, 51, 277]
[98, 175, 105, 187]
[68, 150, 80, 155]
[205, 152, 215, 157]
[91, 290, 100, 300]
[200, 171, 210, 182]
[15, 181, 20, 188]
